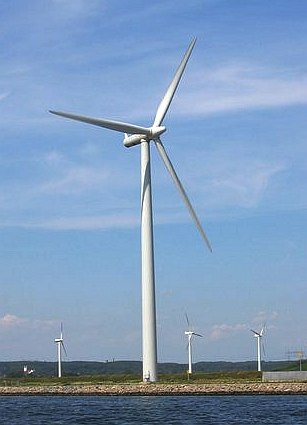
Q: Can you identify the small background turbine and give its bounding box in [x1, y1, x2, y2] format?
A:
[250, 324, 265, 372]
[54, 322, 67, 378]
[184, 313, 203, 375]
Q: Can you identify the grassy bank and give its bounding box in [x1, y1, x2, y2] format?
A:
[0, 371, 262, 387]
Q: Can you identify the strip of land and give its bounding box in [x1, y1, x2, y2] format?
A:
[1, 382, 307, 396]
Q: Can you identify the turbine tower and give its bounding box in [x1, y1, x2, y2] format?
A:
[251, 326, 265, 372]
[54, 323, 67, 378]
[50, 39, 211, 382]
[185, 313, 203, 374]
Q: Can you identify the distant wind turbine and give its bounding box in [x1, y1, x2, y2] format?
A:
[185, 313, 203, 375]
[250, 325, 265, 372]
[54, 323, 67, 378]
[49, 38, 211, 383]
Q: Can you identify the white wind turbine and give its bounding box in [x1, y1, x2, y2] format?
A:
[250, 325, 265, 372]
[185, 313, 203, 375]
[54, 323, 67, 378]
[50, 38, 212, 382]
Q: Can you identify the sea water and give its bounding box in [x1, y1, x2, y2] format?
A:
[1, 395, 307, 424]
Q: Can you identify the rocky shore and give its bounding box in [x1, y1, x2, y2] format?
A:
[1, 382, 307, 396]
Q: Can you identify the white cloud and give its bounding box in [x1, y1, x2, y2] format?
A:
[32, 213, 139, 230]
[208, 310, 279, 341]
[183, 150, 287, 211]
[210, 161, 285, 209]
[37, 166, 111, 195]
[209, 323, 248, 341]
[176, 64, 307, 116]
[252, 311, 278, 326]
[48, 1, 106, 25]
[0, 314, 27, 328]
[0, 151, 287, 230]
[0, 314, 56, 330]
[44, 150, 65, 165]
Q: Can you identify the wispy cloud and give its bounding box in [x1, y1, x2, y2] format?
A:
[0, 149, 287, 229]
[0, 17, 303, 232]
[176, 64, 307, 116]
[209, 160, 285, 209]
[180, 150, 287, 211]
[209, 323, 248, 341]
[0, 314, 27, 328]
[51, 0, 103, 17]
[32, 213, 139, 231]
[37, 166, 111, 195]
[0, 314, 56, 330]
[252, 311, 278, 326]
[209, 311, 278, 341]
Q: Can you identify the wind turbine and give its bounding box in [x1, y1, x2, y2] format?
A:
[49, 38, 212, 382]
[250, 325, 265, 372]
[185, 313, 203, 375]
[54, 322, 67, 378]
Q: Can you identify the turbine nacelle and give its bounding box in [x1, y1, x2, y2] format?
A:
[251, 326, 265, 338]
[123, 134, 147, 147]
[123, 126, 166, 148]
[185, 331, 203, 337]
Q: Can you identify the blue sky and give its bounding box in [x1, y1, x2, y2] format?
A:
[0, 0, 307, 365]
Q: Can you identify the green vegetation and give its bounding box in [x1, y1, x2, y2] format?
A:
[159, 371, 262, 383]
[0, 359, 303, 382]
[279, 361, 307, 372]
[0, 371, 262, 387]
[0, 374, 141, 387]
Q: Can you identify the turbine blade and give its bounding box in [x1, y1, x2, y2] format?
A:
[185, 312, 190, 328]
[193, 332, 203, 337]
[154, 138, 212, 252]
[61, 341, 68, 357]
[262, 341, 266, 358]
[153, 38, 196, 127]
[60, 322, 63, 339]
[250, 329, 260, 336]
[49, 111, 151, 136]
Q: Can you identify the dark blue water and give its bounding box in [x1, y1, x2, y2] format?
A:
[1, 395, 307, 424]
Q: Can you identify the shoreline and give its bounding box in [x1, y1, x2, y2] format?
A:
[1, 382, 307, 396]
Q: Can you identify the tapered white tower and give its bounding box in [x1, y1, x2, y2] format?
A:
[50, 39, 211, 382]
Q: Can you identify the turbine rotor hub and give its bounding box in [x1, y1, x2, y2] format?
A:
[149, 126, 166, 139]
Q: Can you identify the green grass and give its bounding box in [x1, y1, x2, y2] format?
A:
[159, 371, 261, 383]
[0, 371, 262, 387]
